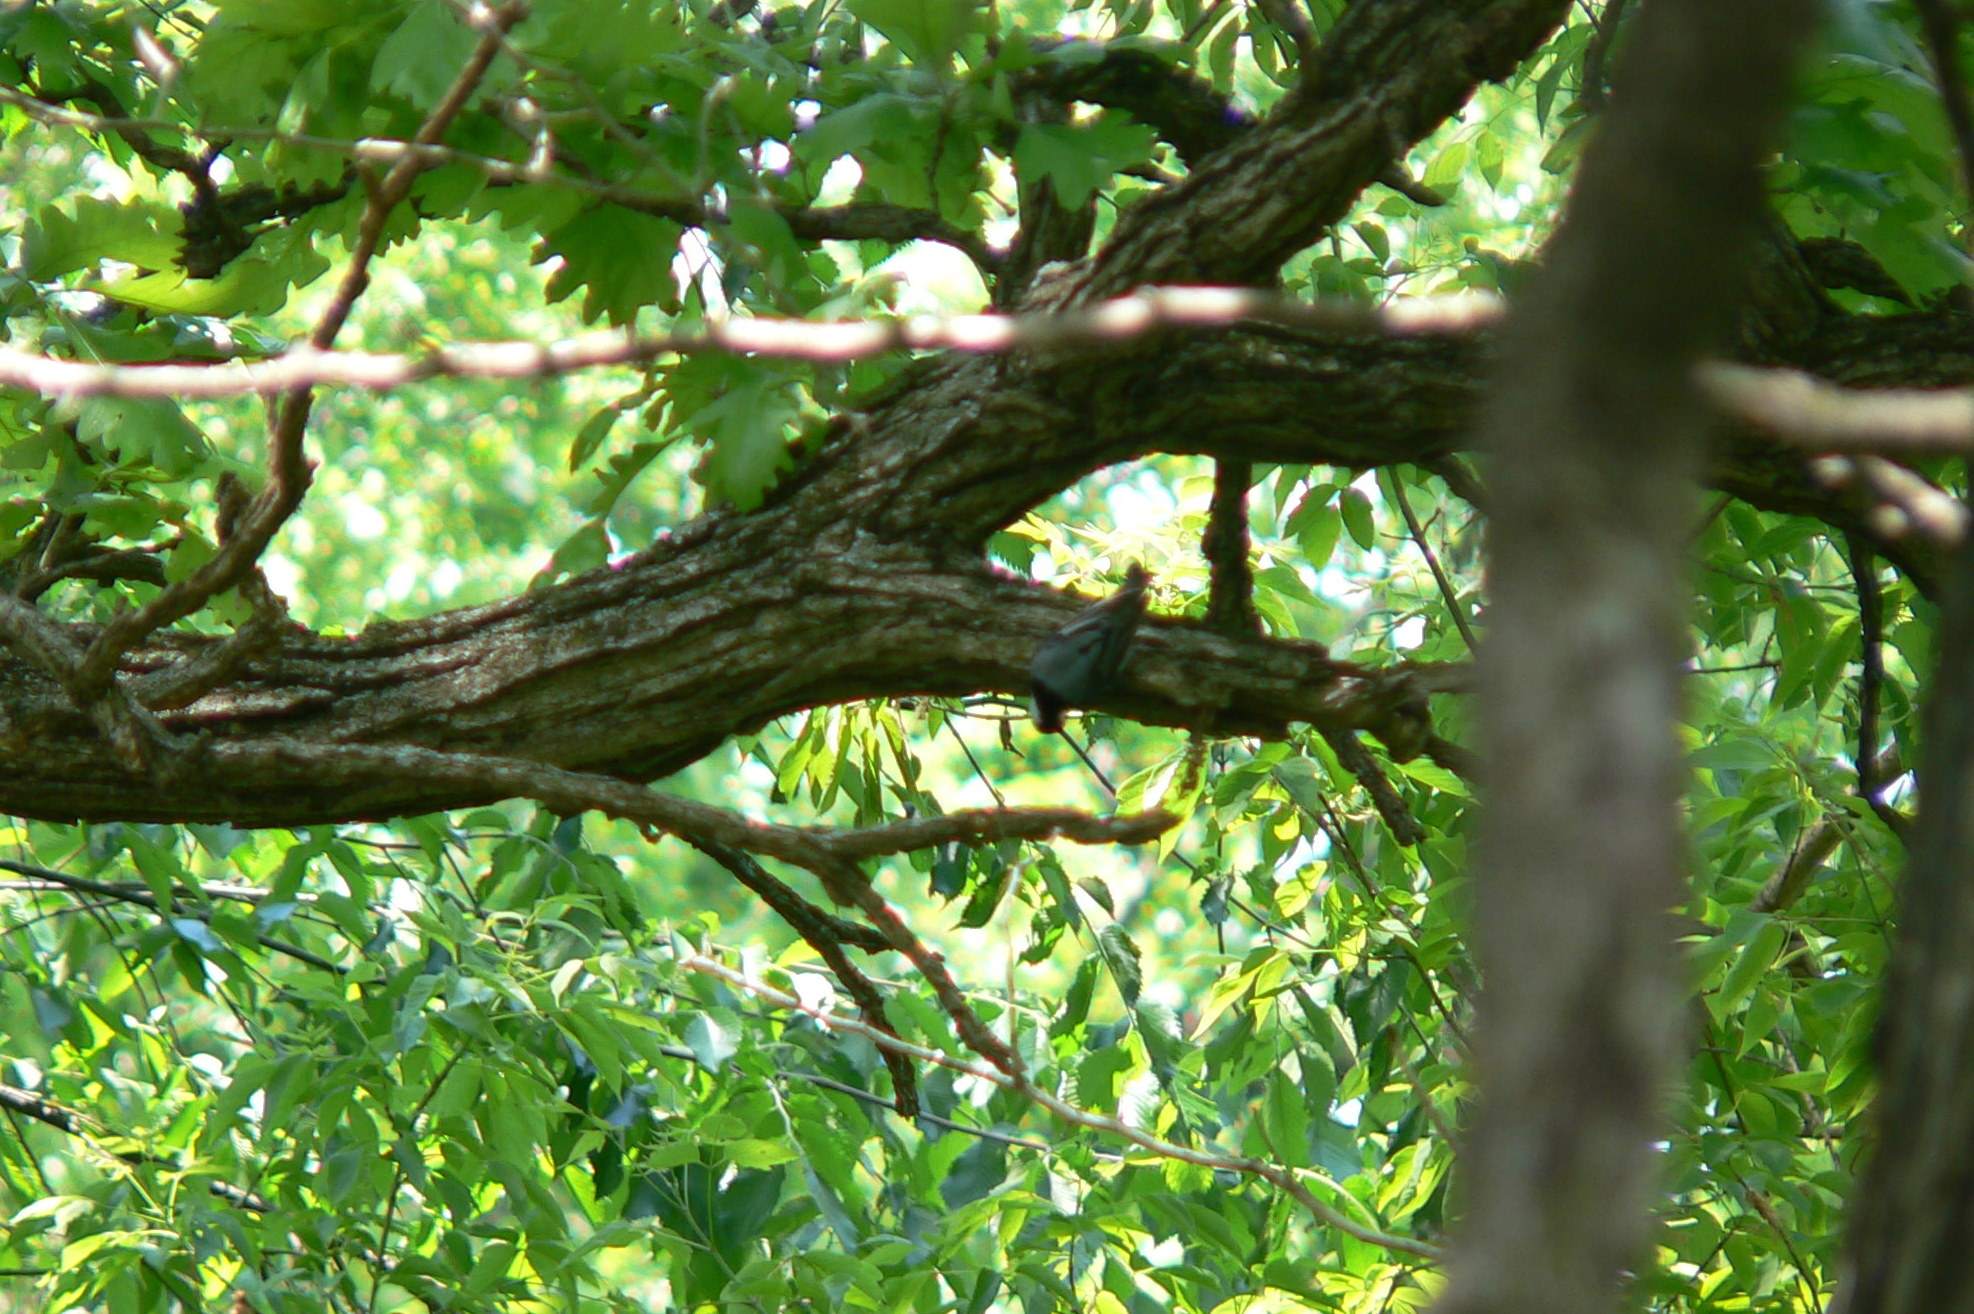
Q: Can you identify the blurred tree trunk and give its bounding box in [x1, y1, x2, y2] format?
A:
[1841, 533, 1974, 1310]
[1438, 7, 1815, 1314]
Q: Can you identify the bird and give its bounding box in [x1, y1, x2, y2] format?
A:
[1029, 563, 1149, 733]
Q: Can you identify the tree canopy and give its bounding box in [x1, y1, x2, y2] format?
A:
[1, 2, 1971, 1313]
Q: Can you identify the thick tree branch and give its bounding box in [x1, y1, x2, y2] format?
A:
[1053, 0, 1571, 299]
[0, 576, 1405, 827]
[0, 0, 1953, 837]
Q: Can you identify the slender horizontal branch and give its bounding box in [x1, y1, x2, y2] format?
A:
[12, 300, 1968, 475]
[0, 290, 1504, 400]
[208, 738, 1171, 873]
[0, 858, 344, 974]
[1705, 362, 1974, 452]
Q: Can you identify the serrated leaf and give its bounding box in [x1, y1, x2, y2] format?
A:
[1098, 923, 1142, 1006]
[24, 197, 184, 281]
[1013, 117, 1158, 208]
[538, 208, 681, 326]
[692, 385, 797, 512]
[75, 397, 210, 479]
[847, 0, 985, 67]
[372, 0, 479, 108]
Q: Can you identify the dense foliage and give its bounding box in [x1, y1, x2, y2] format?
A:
[0, 2, 1961, 1313]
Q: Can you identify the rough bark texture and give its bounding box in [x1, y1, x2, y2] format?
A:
[1440, 5, 1816, 1314]
[0, 0, 1956, 834]
[0, 301, 1958, 825]
[8, 0, 1578, 826]
[1840, 539, 1974, 1310]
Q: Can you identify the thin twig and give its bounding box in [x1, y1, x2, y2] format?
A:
[1320, 727, 1426, 847]
[211, 737, 1173, 866]
[67, 3, 531, 702]
[1846, 534, 1911, 839]
[1383, 468, 1479, 652]
[0, 858, 346, 974]
[683, 838, 917, 1114]
[0, 1082, 272, 1213]
[681, 948, 1442, 1261]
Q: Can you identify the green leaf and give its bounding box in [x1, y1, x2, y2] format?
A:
[1098, 923, 1143, 1007]
[1013, 118, 1158, 209]
[685, 1011, 738, 1072]
[170, 918, 224, 954]
[24, 197, 184, 280]
[1339, 486, 1377, 550]
[372, 0, 480, 108]
[569, 401, 629, 472]
[692, 384, 798, 512]
[847, 0, 985, 68]
[538, 208, 682, 325]
[75, 397, 211, 479]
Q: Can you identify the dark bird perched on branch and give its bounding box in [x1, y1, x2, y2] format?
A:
[1030, 563, 1149, 733]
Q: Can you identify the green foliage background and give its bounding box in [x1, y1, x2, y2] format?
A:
[0, 1, 1945, 1311]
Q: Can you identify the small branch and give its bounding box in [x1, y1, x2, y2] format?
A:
[0, 596, 175, 769]
[1703, 362, 1974, 455]
[206, 738, 1165, 1079]
[1015, 40, 1253, 163]
[1320, 727, 1427, 847]
[1375, 163, 1447, 207]
[1847, 535, 1911, 839]
[0, 289, 1506, 401]
[0, 857, 346, 974]
[1809, 455, 1968, 547]
[821, 866, 1027, 1078]
[64, 3, 531, 703]
[1424, 457, 1488, 510]
[1577, 0, 1630, 116]
[0, 1082, 272, 1213]
[0, 87, 999, 274]
[3, 512, 169, 600]
[129, 477, 295, 712]
[1383, 469, 1479, 652]
[214, 739, 1173, 869]
[1749, 819, 1842, 915]
[1203, 460, 1261, 636]
[684, 841, 890, 953]
[1252, 0, 1322, 87]
[684, 838, 918, 1115]
[682, 948, 1443, 1261]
